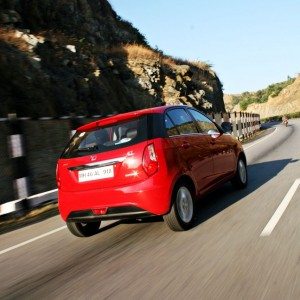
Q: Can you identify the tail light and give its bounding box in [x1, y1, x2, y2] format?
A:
[142, 143, 158, 176]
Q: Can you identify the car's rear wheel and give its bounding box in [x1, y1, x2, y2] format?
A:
[163, 185, 195, 231]
[231, 157, 248, 189]
[66, 221, 101, 237]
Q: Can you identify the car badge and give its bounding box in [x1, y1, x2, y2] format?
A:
[127, 151, 134, 156]
[90, 155, 97, 161]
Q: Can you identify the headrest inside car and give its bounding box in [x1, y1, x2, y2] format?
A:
[126, 128, 137, 139]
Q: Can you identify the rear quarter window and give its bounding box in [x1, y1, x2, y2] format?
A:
[166, 108, 198, 135]
[61, 116, 148, 158]
[165, 115, 179, 136]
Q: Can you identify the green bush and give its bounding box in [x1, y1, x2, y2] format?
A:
[232, 77, 296, 110]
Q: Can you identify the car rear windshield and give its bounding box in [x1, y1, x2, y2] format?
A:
[61, 116, 148, 158]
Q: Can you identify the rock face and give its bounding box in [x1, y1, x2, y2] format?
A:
[0, 0, 146, 45]
[0, 0, 225, 117]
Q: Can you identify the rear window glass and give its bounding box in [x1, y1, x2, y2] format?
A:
[61, 116, 148, 158]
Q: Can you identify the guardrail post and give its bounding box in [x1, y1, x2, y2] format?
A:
[250, 113, 254, 135]
[236, 112, 242, 139]
[7, 114, 30, 200]
[245, 113, 249, 138]
[231, 112, 237, 137]
[222, 112, 230, 122]
[242, 113, 245, 139]
[214, 113, 222, 126]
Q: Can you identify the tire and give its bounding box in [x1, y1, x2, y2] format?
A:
[66, 221, 101, 237]
[231, 157, 248, 189]
[163, 184, 195, 231]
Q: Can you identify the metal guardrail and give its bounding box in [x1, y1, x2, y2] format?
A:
[0, 111, 260, 217]
[207, 112, 261, 140]
[0, 189, 58, 216]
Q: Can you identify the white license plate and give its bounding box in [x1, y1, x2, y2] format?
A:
[78, 165, 114, 182]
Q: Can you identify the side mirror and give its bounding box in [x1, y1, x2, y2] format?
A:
[221, 121, 233, 133]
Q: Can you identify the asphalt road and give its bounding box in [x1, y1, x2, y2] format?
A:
[1, 120, 300, 299]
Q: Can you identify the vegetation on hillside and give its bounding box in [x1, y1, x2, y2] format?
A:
[232, 77, 296, 110]
[107, 44, 215, 73]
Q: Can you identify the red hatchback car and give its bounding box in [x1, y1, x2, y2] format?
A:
[57, 106, 247, 237]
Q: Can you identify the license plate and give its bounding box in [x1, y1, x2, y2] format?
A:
[78, 165, 114, 182]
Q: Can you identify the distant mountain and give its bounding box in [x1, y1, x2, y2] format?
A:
[225, 76, 300, 118]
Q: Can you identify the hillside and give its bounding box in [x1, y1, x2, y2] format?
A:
[0, 0, 225, 118]
[226, 76, 300, 118]
[244, 76, 300, 118]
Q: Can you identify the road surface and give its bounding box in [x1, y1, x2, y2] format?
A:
[1, 120, 300, 299]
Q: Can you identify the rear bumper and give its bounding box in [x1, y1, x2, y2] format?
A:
[67, 206, 153, 222]
[58, 177, 172, 221]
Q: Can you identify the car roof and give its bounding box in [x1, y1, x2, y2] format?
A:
[77, 105, 188, 132]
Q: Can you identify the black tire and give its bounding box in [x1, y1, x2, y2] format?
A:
[66, 221, 101, 237]
[231, 157, 248, 189]
[163, 184, 195, 231]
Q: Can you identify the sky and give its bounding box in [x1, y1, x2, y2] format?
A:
[109, 0, 300, 94]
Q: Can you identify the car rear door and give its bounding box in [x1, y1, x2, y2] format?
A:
[165, 108, 214, 194]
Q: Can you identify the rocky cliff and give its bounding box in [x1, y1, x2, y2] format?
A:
[0, 0, 225, 117]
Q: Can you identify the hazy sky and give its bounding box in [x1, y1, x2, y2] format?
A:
[109, 0, 300, 94]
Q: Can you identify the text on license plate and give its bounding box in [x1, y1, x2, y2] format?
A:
[78, 165, 114, 182]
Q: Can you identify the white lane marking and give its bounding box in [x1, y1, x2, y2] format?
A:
[0, 220, 117, 256]
[0, 225, 67, 256]
[260, 178, 300, 237]
[244, 127, 277, 150]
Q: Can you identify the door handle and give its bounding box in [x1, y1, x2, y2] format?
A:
[181, 142, 191, 149]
